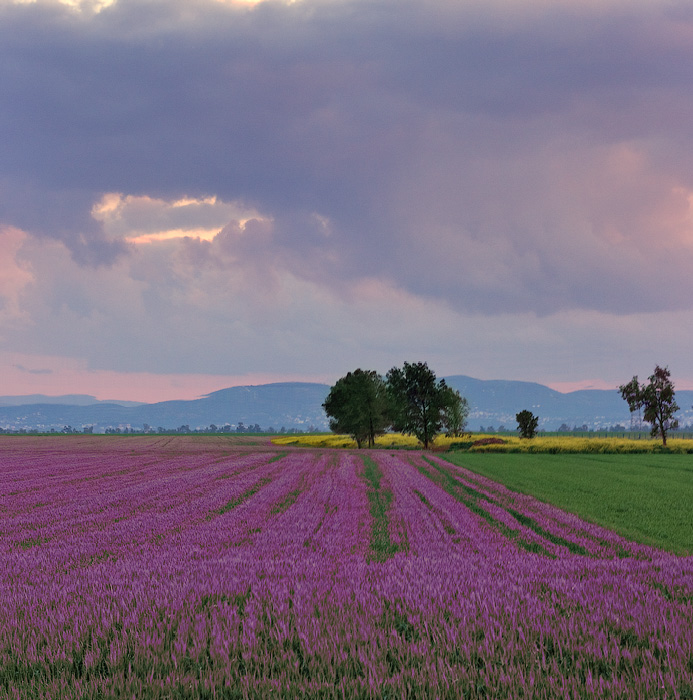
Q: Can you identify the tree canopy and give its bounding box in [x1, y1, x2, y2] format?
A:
[324, 362, 469, 448]
[516, 410, 539, 439]
[386, 361, 458, 448]
[322, 369, 389, 448]
[619, 365, 679, 446]
[440, 385, 469, 438]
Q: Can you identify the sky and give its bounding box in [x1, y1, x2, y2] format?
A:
[2, 0, 693, 402]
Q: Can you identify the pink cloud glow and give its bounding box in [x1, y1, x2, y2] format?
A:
[548, 378, 693, 393]
[1, 354, 332, 402]
[547, 379, 620, 393]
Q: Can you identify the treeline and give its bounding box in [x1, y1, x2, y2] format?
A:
[105, 424, 312, 435]
[0, 423, 314, 435]
[323, 362, 468, 448]
[325, 361, 689, 448]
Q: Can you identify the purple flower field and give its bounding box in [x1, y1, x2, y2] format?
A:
[1, 436, 692, 699]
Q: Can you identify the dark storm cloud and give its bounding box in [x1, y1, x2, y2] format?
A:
[2, 0, 693, 310]
[0, 179, 128, 265]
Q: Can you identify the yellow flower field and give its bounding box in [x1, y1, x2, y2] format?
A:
[272, 433, 421, 449]
[272, 433, 693, 453]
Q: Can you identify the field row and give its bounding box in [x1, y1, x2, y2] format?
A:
[1, 437, 692, 698]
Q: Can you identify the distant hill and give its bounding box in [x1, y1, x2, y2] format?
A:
[445, 375, 693, 430]
[0, 383, 331, 432]
[446, 376, 613, 429]
[0, 378, 691, 432]
[125, 383, 330, 430]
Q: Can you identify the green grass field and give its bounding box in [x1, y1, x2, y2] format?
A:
[442, 452, 693, 555]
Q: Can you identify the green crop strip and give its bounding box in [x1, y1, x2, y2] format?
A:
[413, 488, 430, 507]
[442, 452, 693, 555]
[504, 506, 589, 556]
[270, 488, 302, 515]
[413, 489, 456, 536]
[361, 456, 399, 562]
[211, 478, 272, 517]
[651, 580, 693, 605]
[419, 458, 556, 558]
[431, 462, 617, 557]
[270, 471, 305, 515]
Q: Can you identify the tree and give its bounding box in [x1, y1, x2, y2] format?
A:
[619, 365, 679, 446]
[323, 369, 389, 448]
[440, 385, 469, 437]
[516, 410, 538, 439]
[385, 361, 451, 448]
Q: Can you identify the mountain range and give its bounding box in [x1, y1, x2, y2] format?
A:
[0, 377, 691, 432]
[443, 376, 692, 431]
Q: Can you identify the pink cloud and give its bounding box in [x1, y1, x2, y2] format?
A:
[547, 379, 618, 393]
[0, 353, 332, 402]
[0, 227, 33, 317]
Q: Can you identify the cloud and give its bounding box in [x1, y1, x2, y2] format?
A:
[5, 217, 693, 397]
[0, 226, 33, 325]
[4, 227, 461, 375]
[13, 364, 53, 375]
[91, 192, 261, 243]
[2, 0, 692, 311]
[2, 0, 693, 390]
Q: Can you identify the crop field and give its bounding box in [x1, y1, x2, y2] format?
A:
[1, 436, 692, 699]
[443, 452, 693, 555]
